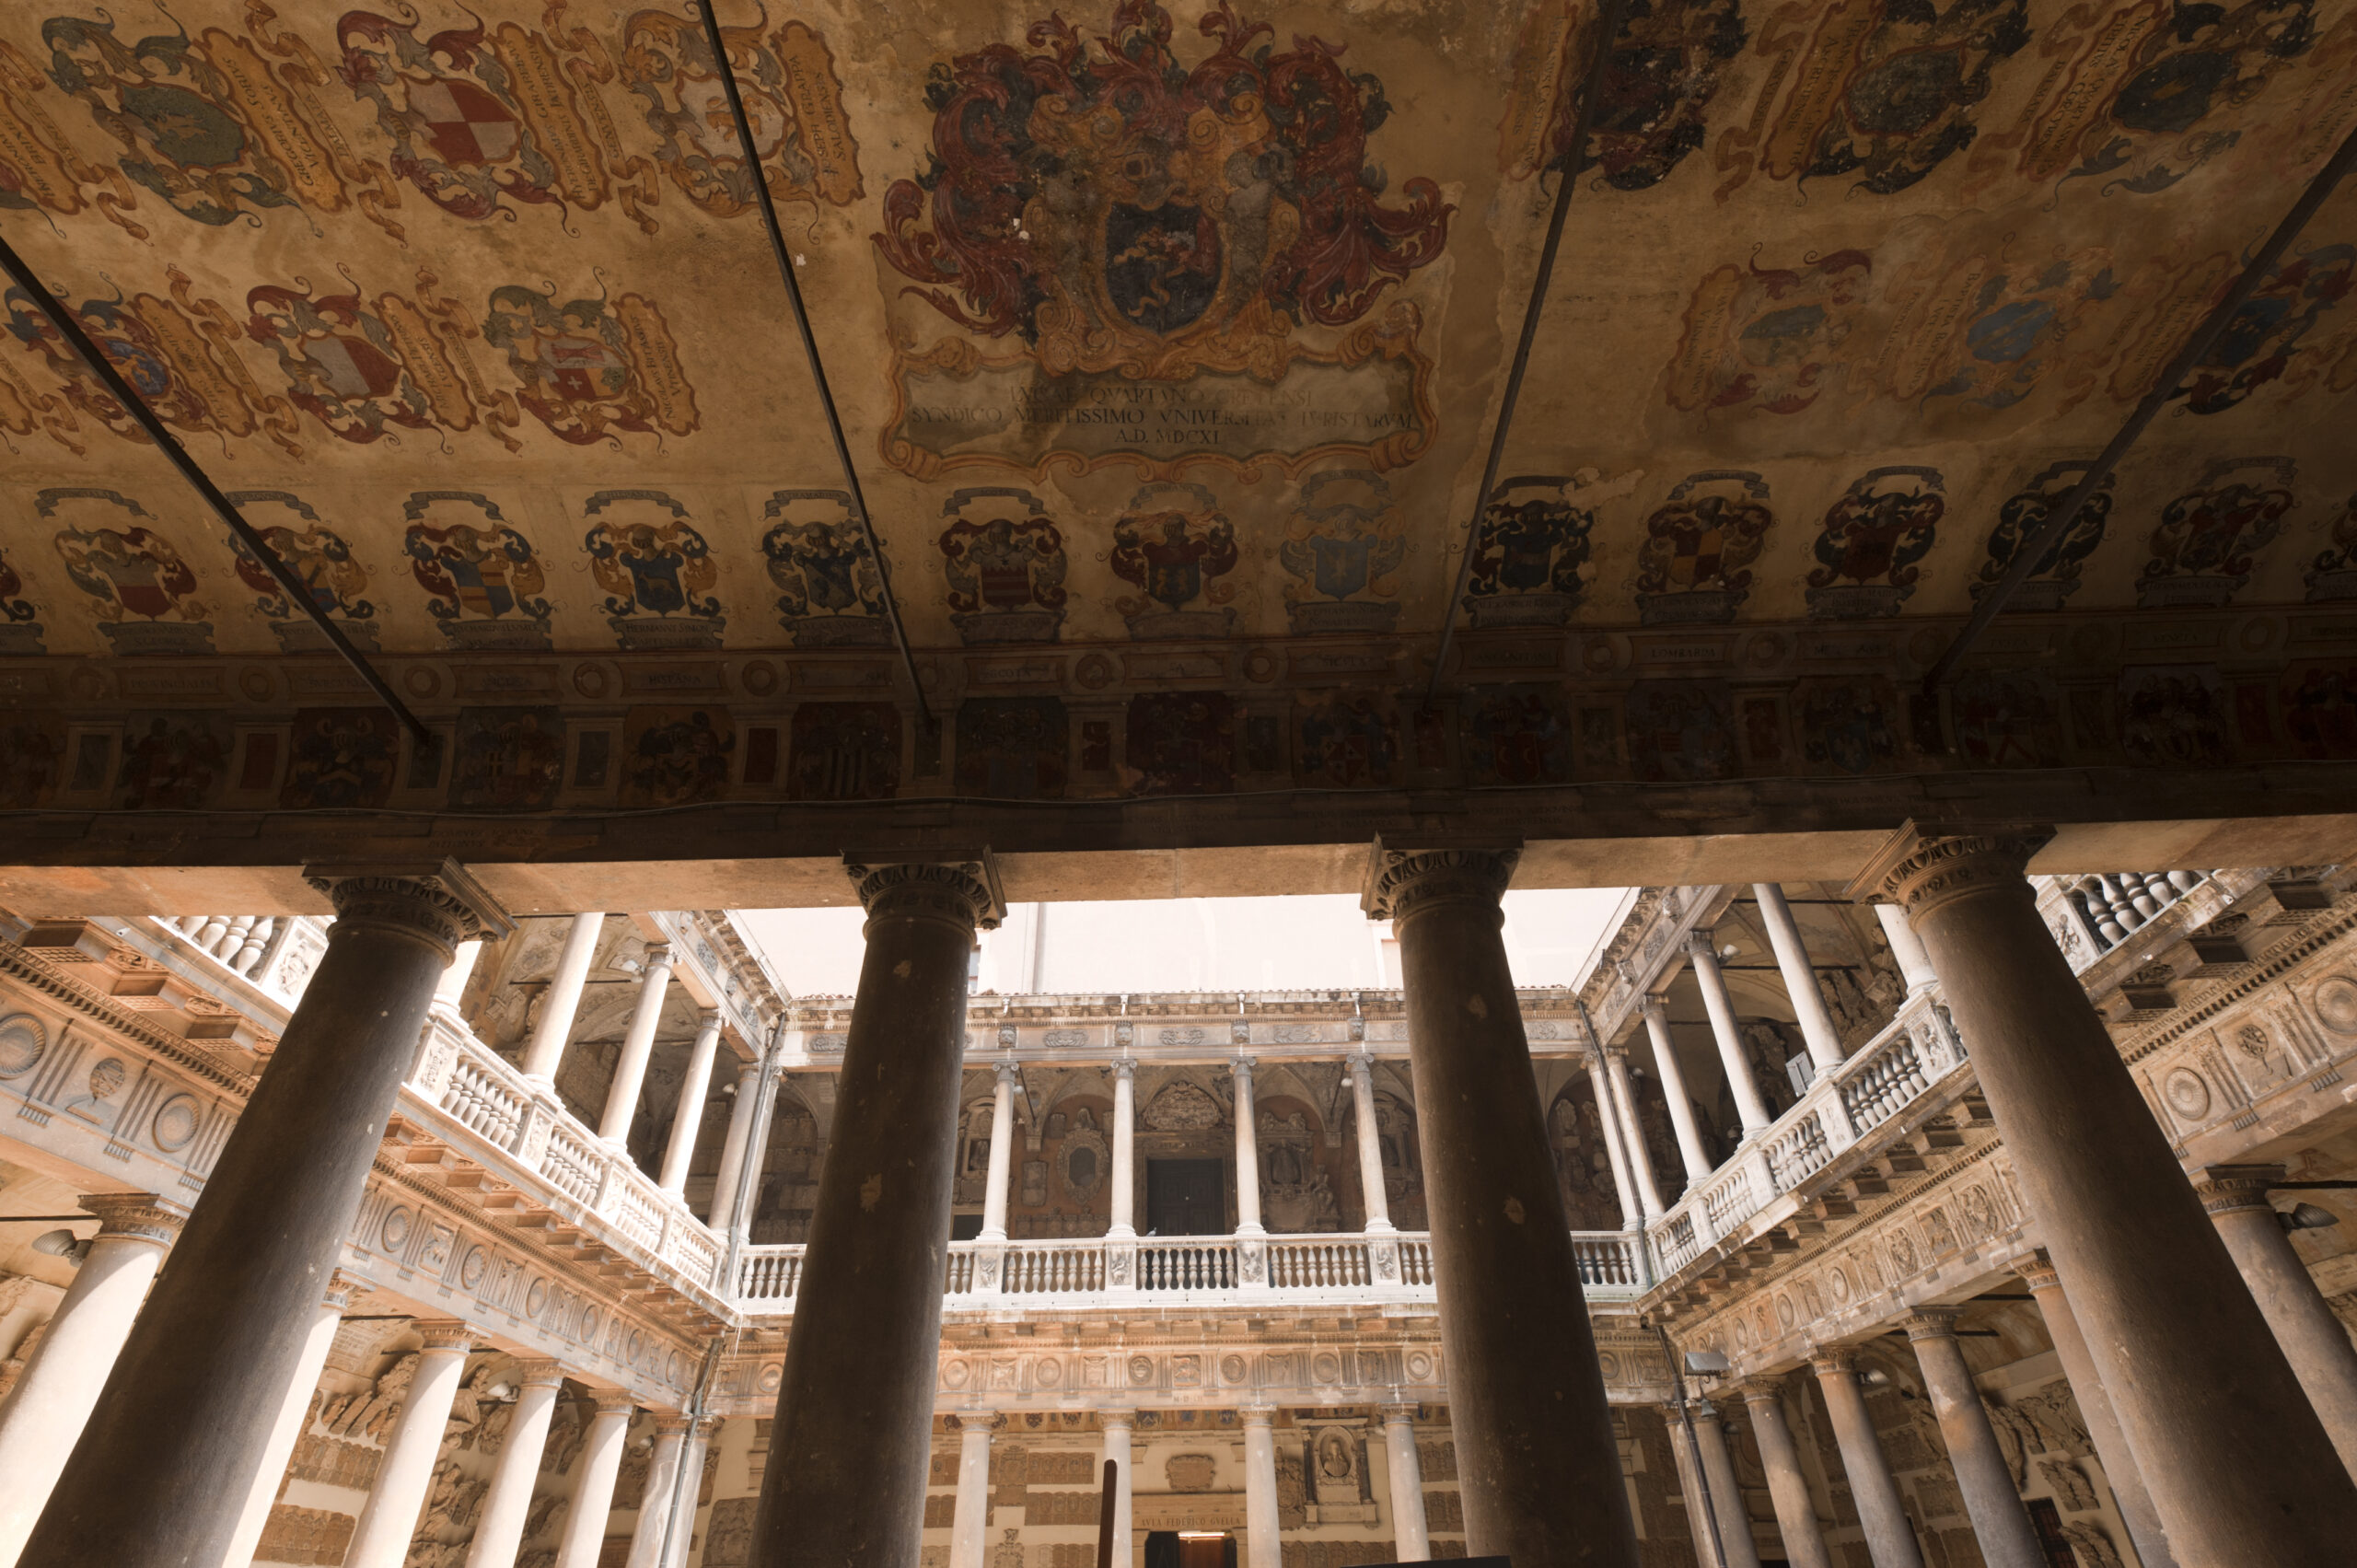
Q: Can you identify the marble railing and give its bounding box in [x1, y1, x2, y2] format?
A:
[1649, 985, 1967, 1277]
[403, 1007, 727, 1293]
[150, 913, 331, 1005]
[735, 1228, 1641, 1311]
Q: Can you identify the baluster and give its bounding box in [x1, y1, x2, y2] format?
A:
[189, 914, 230, 952]
[231, 916, 273, 975]
[2168, 868, 2202, 894]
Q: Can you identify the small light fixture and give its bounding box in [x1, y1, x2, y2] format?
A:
[2282, 1202, 2339, 1232]
[1859, 1366, 1893, 1389]
[30, 1228, 87, 1264]
[1721, 944, 1738, 959]
[1684, 1350, 1729, 1376]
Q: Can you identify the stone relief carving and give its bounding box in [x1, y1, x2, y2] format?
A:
[2039, 1456, 2097, 1512]
[2061, 1522, 2126, 1568]
[1167, 1452, 1217, 1491]
[1142, 1082, 1223, 1131]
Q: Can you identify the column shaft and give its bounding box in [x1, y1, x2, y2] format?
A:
[1108, 1061, 1138, 1237]
[20, 864, 504, 1568]
[949, 1421, 993, 1568]
[1242, 1409, 1280, 1568]
[752, 859, 999, 1568]
[1667, 1411, 1723, 1568]
[979, 1063, 1018, 1241]
[1872, 902, 1937, 993]
[1102, 1416, 1134, 1566]
[1754, 884, 1845, 1074]
[657, 1014, 725, 1194]
[1351, 1054, 1395, 1233]
[1382, 1408, 1429, 1560]
[1687, 935, 1772, 1133]
[1810, 1354, 1923, 1568]
[217, 1277, 355, 1568]
[523, 912, 607, 1079]
[347, 1326, 475, 1568]
[1737, 1385, 1833, 1568]
[552, 1403, 635, 1568]
[658, 1420, 712, 1568]
[465, 1364, 566, 1568]
[1640, 996, 1713, 1189]
[706, 1062, 765, 1231]
[1605, 1049, 1666, 1218]
[624, 1421, 688, 1568]
[0, 1196, 180, 1568]
[2199, 1166, 2357, 1473]
[1858, 827, 2357, 1564]
[1904, 1314, 2041, 1568]
[1584, 1053, 1643, 1231]
[1689, 1400, 1762, 1568]
[1234, 1056, 1264, 1236]
[599, 945, 676, 1144]
[2014, 1257, 2177, 1568]
[1368, 846, 1639, 1568]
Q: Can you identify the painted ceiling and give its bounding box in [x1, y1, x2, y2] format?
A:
[0, 1, 2352, 677]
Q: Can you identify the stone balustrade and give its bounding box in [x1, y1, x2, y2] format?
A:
[735, 1228, 1641, 1314]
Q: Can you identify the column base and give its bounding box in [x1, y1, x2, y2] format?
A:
[1105, 1223, 1136, 1239]
[1234, 1223, 1267, 1238]
[1364, 1219, 1397, 1235]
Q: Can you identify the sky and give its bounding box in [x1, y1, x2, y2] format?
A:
[736, 887, 1631, 999]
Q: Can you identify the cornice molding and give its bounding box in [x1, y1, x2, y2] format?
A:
[0, 942, 254, 1093]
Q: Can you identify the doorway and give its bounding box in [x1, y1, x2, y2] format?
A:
[1145, 1158, 1225, 1234]
[1143, 1532, 1236, 1568]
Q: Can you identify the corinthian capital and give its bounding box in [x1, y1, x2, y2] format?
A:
[1847, 821, 2052, 918]
[303, 857, 514, 954]
[1360, 839, 1519, 924]
[844, 854, 1005, 930]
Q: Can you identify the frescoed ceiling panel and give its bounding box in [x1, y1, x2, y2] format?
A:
[0, 0, 2350, 660]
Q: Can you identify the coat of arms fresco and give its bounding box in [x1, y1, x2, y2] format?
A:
[2305, 493, 2357, 604]
[584, 491, 723, 651]
[245, 273, 513, 448]
[760, 490, 890, 648]
[1466, 477, 1595, 629]
[1803, 467, 1945, 619]
[1633, 470, 1773, 626]
[41, 488, 212, 655]
[873, 1, 1449, 480]
[1278, 470, 1407, 635]
[481, 284, 697, 447]
[0, 544, 43, 656]
[1109, 482, 1238, 639]
[1501, 0, 1747, 188]
[940, 489, 1069, 645]
[617, 12, 861, 216]
[1970, 462, 2114, 610]
[222, 492, 378, 652]
[2136, 459, 2297, 610]
[401, 493, 552, 651]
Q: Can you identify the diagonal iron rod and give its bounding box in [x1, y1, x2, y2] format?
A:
[1427, 0, 1629, 702]
[1923, 120, 2357, 696]
[0, 233, 429, 745]
[697, 0, 928, 722]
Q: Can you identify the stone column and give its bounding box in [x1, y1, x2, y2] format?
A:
[1855, 825, 2357, 1564]
[1735, 1383, 1832, 1568]
[218, 1272, 360, 1568]
[1903, 1312, 2041, 1568]
[1364, 844, 1640, 1568]
[1689, 1399, 1761, 1568]
[624, 1417, 689, 1568]
[552, 1400, 636, 1568]
[1667, 1410, 1723, 1567]
[1754, 883, 1845, 1076]
[1808, 1351, 1923, 1568]
[1101, 1411, 1134, 1566]
[523, 911, 607, 1080]
[706, 1059, 766, 1231]
[1108, 1060, 1138, 1237]
[979, 1062, 1020, 1242]
[1686, 934, 1772, 1135]
[1381, 1405, 1429, 1561]
[1640, 994, 1713, 1189]
[21, 861, 507, 1568]
[657, 1011, 725, 1195]
[949, 1417, 993, 1568]
[658, 1418, 714, 1568]
[465, 1361, 566, 1568]
[2012, 1253, 2177, 1568]
[2197, 1164, 2357, 1472]
[752, 858, 1002, 1568]
[347, 1323, 476, 1568]
[1604, 1046, 1667, 1218]
[1872, 903, 1937, 993]
[1233, 1055, 1265, 1236]
[1584, 1051, 1643, 1230]
[1242, 1406, 1281, 1568]
[599, 943, 676, 1147]
[0, 1194, 184, 1568]
[1349, 1053, 1396, 1234]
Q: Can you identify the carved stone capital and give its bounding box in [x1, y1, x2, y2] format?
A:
[1359, 839, 1519, 925]
[844, 855, 1005, 931]
[1685, 930, 1715, 958]
[595, 1394, 640, 1416]
[1729, 1380, 1786, 1406]
[1808, 1346, 1858, 1376]
[1111, 1057, 1138, 1083]
[304, 857, 514, 957]
[1098, 1409, 1136, 1433]
[653, 1412, 695, 1435]
[993, 1061, 1022, 1086]
[2011, 1249, 2060, 1294]
[1845, 821, 2053, 919]
[415, 1320, 475, 1353]
[1239, 1404, 1277, 1429]
[514, 1359, 567, 1389]
[1379, 1403, 1418, 1427]
[1347, 1051, 1376, 1080]
[640, 943, 676, 972]
[1232, 1054, 1256, 1082]
[79, 1191, 186, 1247]
[2195, 1163, 2287, 1216]
[1902, 1308, 1962, 1343]
[322, 1269, 366, 1311]
[1642, 992, 1671, 1021]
